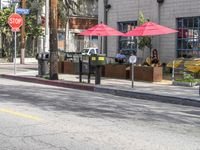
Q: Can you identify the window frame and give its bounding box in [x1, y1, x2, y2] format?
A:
[118, 21, 137, 55]
[176, 17, 200, 58]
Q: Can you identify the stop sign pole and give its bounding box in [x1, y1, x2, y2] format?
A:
[7, 13, 23, 75]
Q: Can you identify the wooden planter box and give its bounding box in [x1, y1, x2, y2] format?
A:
[58, 61, 64, 73]
[132, 66, 163, 82]
[63, 61, 76, 74]
[104, 64, 130, 79]
[104, 64, 163, 82]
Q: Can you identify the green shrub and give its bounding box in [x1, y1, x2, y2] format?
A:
[176, 72, 200, 83]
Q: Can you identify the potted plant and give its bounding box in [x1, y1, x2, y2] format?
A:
[173, 72, 200, 87]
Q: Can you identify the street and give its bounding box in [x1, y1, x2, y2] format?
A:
[0, 78, 200, 150]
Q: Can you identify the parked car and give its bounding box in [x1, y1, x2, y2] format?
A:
[81, 47, 99, 55]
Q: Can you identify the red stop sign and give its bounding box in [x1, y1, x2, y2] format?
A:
[8, 13, 23, 32]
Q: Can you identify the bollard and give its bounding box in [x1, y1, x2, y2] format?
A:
[88, 57, 91, 84]
[95, 66, 101, 85]
[79, 57, 82, 83]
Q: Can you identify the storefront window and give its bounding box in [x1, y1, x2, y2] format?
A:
[118, 21, 137, 55]
[177, 17, 200, 58]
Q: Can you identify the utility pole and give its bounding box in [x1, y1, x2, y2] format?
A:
[20, 0, 26, 64]
[44, 0, 49, 52]
[49, 0, 58, 80]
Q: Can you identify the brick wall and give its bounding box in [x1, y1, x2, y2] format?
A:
[69, 18, 98, 29]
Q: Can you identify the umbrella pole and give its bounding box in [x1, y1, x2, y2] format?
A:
[89, 36, 92, 47]
[150, 47, 152, 59]
[150, 37, 152, 58]
[89, 36, 91, 47]
[172, 60, 175, 82]
[100, 36, 103, 54]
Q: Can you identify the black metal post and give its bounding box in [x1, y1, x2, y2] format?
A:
[88, 56, 91, 84]
[79, 57, 82, 83]
[199, 84, 200, 96]
[95, 66, 101, 85]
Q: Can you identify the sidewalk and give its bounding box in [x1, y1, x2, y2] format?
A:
[1, 63, 200, 107]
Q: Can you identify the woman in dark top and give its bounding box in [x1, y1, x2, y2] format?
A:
[151, 49, 159, 64]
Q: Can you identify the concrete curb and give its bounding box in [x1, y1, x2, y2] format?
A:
[0, 74, 94, 92]
[1, 74, 200, 107]
[94, 87, 200, 107]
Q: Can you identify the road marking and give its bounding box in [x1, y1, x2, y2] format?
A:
[0, 108, 42, 121]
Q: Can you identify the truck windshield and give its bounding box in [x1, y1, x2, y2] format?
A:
[82, 49, 89, 53]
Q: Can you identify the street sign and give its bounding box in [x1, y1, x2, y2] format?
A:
[129, 55, 137, 64]
[1, 0, 11, 8]
[8, 13, 23, 32]
[16, 8, 30, 14]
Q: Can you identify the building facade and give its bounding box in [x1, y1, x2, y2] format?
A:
[58, 0, 98, 52]
[98, 0, 200, 63]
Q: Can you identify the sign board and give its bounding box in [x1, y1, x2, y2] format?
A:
[8, 13, 23, 32]
[129, 55, 137, 64]
[16, 8, 30, 14]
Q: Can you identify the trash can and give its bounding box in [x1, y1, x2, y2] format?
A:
[36, 52, 50, 76]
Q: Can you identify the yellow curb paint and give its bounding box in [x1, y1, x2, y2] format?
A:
[0, 108, 42, 121]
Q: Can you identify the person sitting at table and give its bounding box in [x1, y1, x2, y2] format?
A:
[115, 50, 126, 63]
[151, 48, 159, 65]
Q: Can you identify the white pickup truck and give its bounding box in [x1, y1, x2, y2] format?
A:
[81, 47, 99, 55]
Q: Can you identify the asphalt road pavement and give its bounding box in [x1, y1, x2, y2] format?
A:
[0, 78, 200, 150]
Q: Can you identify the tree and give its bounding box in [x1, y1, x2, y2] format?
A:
[49, 0, 58, 80]
[137, 12, 152, 59]
[26, 0, 44, 52]
[0, 8, 13, 60]
[16, 0, 45, 63]
[0, 2, 44, 60]
[58, 0, 80, 51]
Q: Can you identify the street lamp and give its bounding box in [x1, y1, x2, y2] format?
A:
[103, 0, 111, 56]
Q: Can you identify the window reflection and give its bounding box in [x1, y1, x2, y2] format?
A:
[177, 17, 200, 58]
[118, 21, 137, 54]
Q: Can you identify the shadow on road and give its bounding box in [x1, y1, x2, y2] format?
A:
[0, 84, 200, 126]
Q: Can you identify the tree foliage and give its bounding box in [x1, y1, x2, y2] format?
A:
[58, 0, 80, 26]
[137, 12, 152, 50]
[0, 0, 45, 37]
[0, 8, 13, 36]
[0, 1, 44, 58]
[26, 0, 44, 37]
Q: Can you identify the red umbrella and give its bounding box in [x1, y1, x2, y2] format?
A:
[80, 23, 124, 36]
[80, 23, 124, 54]
[125, 21, 178, 36]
